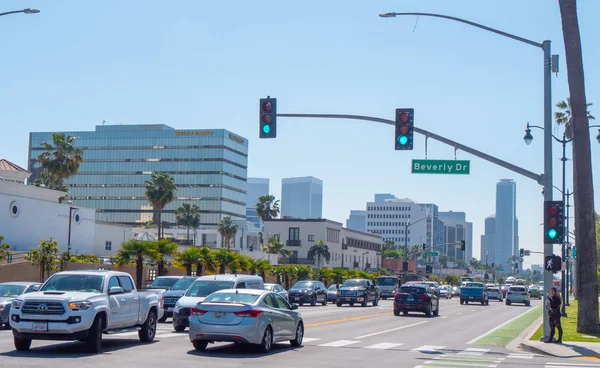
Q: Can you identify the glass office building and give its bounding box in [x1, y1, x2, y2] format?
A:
[28, 124, 248, 228]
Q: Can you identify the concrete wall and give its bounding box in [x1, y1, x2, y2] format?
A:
[93, 222, 134, 257]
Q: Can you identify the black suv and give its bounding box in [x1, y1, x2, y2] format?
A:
[160, 276, 199, 322]
[336, 279, 380, 307]
[288, 280, 328, 306]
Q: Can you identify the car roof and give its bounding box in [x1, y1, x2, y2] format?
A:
[197, 274, 263, 281]
[212, 288, 268, 296]
[0, 282, 41, 286]
[52, 270, 130, 277]
[153, 276, 183, 279]
[402, 283, 427, 288]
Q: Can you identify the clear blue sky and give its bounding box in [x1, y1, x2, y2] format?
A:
[2, 0, 599, 268]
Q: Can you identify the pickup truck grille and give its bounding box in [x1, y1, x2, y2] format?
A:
[164, 297, 180, 305]
[22, 301, 65, 315]
[340, 290, 357, 296]
[178, 308, 190, 316]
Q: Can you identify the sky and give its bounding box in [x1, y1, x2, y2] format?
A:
[1, 0, 599, 268]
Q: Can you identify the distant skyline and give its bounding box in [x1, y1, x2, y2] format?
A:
[2, 0, 599, 269]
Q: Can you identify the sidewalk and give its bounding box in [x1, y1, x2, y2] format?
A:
[520, 339, 600, 358]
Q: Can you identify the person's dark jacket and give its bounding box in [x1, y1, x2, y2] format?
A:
[548, 295, 561, 316]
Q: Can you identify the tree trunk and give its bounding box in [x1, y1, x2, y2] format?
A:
[187, 227, 190, 244]
[136, 257, 144, 290]
[157, 209, 162, 240]
[186, 263, 192, 276]
[219, 264, 226, 274]
[260, 271, 266, 281]
[227, 236, 231, 250]
[158, 260, 165, 276]
[196, 262, 204, 276]
[559, 0, 600, 333]
[285, 275, 290, 290]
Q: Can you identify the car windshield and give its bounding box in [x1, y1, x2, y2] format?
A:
[0, 284, 26, 297]
[185, 281, 234, 297]
[400, 286, 425, 294]
[465, 283, 483, 288]
[510, 287, 526, 292]
[328, 285, 338, 291]
[291, 281, 314, 289]
[203, 292, 259, 304]
[170, 278, 196, 291]
[149, 278, 179, 288]
[342, 280, 368, 288]
[40, 275, 103, 293]
[376, 277, 397, 286]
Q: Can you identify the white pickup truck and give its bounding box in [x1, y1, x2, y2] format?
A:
[9, 270, 164, 353]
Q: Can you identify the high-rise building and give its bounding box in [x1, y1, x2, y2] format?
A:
[281, 176, 323, 219]
[480, 215, 496, 264]
[374, 193, 397, 203]
[418, 203, 445, 251]
[28, 124, 248, 228]
[366, 198, 427, 249]
[246, 178, 269, 230]
[346, 210, 367, 232]
[495, 179, 517, 267]
[438, 211, 473, 262]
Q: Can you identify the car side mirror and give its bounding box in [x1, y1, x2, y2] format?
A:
[336, 285, 340, 289]
[109, 286, 124, 295]
[291, 304, 299, 310]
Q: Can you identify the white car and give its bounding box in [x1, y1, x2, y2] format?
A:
[506, 286, 530, 306]
[438, 285, 452, 299]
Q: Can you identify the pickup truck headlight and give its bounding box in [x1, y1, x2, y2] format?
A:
[11, 299, 23, 309]
[69, 301, 92, 310]
[0, 303, 8, 311]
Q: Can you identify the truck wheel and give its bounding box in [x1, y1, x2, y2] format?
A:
[433, 302, 439, 316]
[311, 295, 317, 307]
[174, 324, 186, 332]
[485, 299, 489, 306]
[193, 340, 208, 351]
[14, 336, 32, 351]
[460, 299, 464, 305]
[86, 315, 104, 353]
[425, 303, 432, 317]
[393, 309, 400, 316]
[139, 310, 157, 343]
[336, 302, 342, 307]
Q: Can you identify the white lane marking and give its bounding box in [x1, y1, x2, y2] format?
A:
[412, 345, 445, 353]
[354, 321, 429, 339]
[507, 353, 534, 359]
[155, 333, 187, 338]
[318, 340, 359, 347]
[458, 348, 490, 356]
[106, 332, 139, 337]
[466, 305, 542, 344]
[440, 316, 448, 319]
[457, 312, 463, 315]
[364, 342, 403, 350]
[302, 338, 321, 343]
[546, 363, 600, 367]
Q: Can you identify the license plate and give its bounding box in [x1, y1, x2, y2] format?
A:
[33, 322, 48, 332]
[357, 298, 364, 302]
[166, 307, 173, 312]
[407, 297, 414, 301]
[214, 312, 225, 319]
[469, 296, 474, 299]
[293, 297, 299, 301]
[343, 298, 350, 301]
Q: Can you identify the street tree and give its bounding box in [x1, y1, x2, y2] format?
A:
[263, 235, 291, 264]
[559, 0, 599, 333]
[175, 203, 201, 244]
[154, 239, 178, 276]
[307, 240, 331, 269]
[26, 238, 60, 282]
[145, 172, 177, 240]
[255, 195, 280, 221]
[217, 216, 238, 250]
[34, 133, 84, 195]
[195, 246, 217, 276]
[0, 236, 10, 266]
[554, 97, 595, 134]
[175, 247, 201, 276]
[115, 240, 157, 289]
[249, 258, 272, 280]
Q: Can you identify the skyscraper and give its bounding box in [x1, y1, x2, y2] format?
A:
[438, 211, 473, 262]
[495, 179, 517, 267]
[418, 203, 445, 251]
[281, 176, 323, 219]
[246, 178, 270, 230]
[481, 215, 496, 264]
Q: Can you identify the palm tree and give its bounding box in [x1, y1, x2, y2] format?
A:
[35, 133, 84, 194]
[175, 203, 201, 244]
[217, 216, 238, 250]
[195, 246, 217, 276]
[559, 0, 599, 333]
[145, 172, 177, 240]
[255, 195, 280, 221]
[26, 238, 60, 282]
[317, 268, 335, 287]
[273, 265, 298, 290]
[229, 253, 252, 274]
[554, 97, 595, 136]
[175, 248, 201, 276]
[0, 236, 10, 266]
[307, 240, 331, 269]
[263, 235, 291, 264]
[34, 170, 68, 192]
[249, 258, 272, 280]
[213, 249, 236, 274]
[141, 221, 157, 229]
[154, 239, 178, 276]
[114, 240, 157, 289]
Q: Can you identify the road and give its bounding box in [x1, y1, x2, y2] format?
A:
[0, 297, 594, 368]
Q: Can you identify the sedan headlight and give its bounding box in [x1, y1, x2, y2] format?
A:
[69, 301, 92, 310]
[175, 302, 181, 308]
[11, 299, 23, 309]
[0, 303, 8, 311]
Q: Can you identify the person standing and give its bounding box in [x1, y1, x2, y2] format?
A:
[545, 286, 563, 343]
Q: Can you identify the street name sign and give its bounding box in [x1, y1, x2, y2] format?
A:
[424, 252, 439, 257]
[411, 159, 470, 175]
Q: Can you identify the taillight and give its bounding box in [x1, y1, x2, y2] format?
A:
[161, 295, 165, 308]
[507, 292, 512, 295]
[190, 307, 207, 316]
[234, 309, 263, 318]
[522, 293, 528, 296]
[418, 295, 430, 302]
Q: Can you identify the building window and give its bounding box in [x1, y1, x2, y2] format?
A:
[326, 228, 340, 243]
[149, 269, 157, 281]
[9, 201, 20, 218]
[105, 241, 112, 251]
[289, 228, 300, 241]
[308, 235, 315, 242]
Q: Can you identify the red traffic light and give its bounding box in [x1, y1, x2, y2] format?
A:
[262, 114, 271, 123]
[399, 125, 409, 134]
[548, 218, 557, 227]
[262, 101, 272, 112]
[548, 206, 558, 215]
[399, 112, 409, 123]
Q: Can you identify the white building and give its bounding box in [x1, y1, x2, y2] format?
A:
[0, 159, 131, 255]
[438, 211, 474, 262]
[365, 197, 428, 250]
[264, 218, 382, 270]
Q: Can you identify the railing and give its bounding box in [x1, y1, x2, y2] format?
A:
[286, 240, 302, 247]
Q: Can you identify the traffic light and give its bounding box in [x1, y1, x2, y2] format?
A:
[460, 240, 466, 251]
[426, 265, 432, 274]
[395, 108, 414, 150]
[543, 200, 564, 244]
[519, 248, 524, 257]
[259, 97, 277, 138]
[402, 261, 409, 271]
[422, 243, 426, 251]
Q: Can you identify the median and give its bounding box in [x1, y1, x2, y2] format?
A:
[530, 300, 600, 342]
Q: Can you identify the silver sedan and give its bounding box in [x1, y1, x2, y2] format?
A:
[188, 289, 304, 353]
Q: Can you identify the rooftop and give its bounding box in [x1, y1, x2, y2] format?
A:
[0, 159, 29, 173]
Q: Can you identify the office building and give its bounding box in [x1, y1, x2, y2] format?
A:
[28, 124, 248, 227]
[419, 203, 446, 251]
[495, 179, 517, 267]
[246, 178, 270, 230]
[374, 193, 397, 203]
[366, 197, 428, 249]
[281, 176, 323, 219]
[345, 210, 367, 232]
[438, 211, 473, 262]
[480, 215, 496, 265]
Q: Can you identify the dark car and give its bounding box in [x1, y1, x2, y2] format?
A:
[528, 286, 542, 299]
[288, 280, 327, 306]
[146, 276, 182, 291]
[327, 284, 341, 302]
[0, 282, 42, 329]
[336, 279, 380, 307]
[160, 276, 199, 322]
[393, 284, 439, 317]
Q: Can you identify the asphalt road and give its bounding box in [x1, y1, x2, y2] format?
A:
[0, 297, 594, 368]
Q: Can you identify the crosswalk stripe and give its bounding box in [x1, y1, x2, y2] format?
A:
[412, 345, 445, 353]
[507, 353, 534, 359]
[302, 338, 321, 343]
[457, 348, 490, 356]
[318, 340, 359, 347]
[364, 343, 403, 350]
[155, 333, 187, 338]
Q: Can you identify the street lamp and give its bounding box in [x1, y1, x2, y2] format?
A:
[0, 8, 40, 17]
[403, 216, 429, 280]
[380, 11, 555, 339]
[67, 206, 79, 258]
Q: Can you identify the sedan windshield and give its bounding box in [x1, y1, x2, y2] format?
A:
[327, 285, 338, 291]
[170, 278, 197, 291]
[400, 286, 425, 295]
[376, 277, 397, 286]
[203, 292, 259, 304]
[186, 281, 234, 297]
[149, 278, 179, 288]
[40, 275, 103, 293]
[0, 284, 26, 297]
[291, 281, 313, 289]
[342, 280, 368, 288]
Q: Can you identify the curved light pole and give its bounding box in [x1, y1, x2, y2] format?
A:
[0, 8, 39, 17]
[403, 216, 429, 281]
[381, 11, 555, 340]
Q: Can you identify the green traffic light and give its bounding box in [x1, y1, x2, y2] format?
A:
[547, 228, 557, 239]
[262, 125, 271, 134]
[397, 135, 408, 145]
